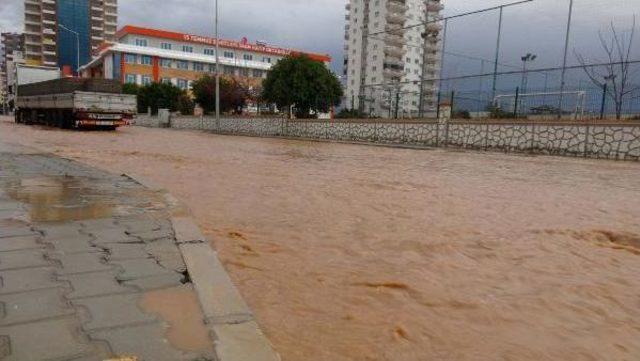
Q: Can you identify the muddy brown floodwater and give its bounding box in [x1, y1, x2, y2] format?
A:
[1, 117, 639, 361]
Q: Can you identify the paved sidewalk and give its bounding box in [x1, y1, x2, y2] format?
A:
[0, 141, 278, 361]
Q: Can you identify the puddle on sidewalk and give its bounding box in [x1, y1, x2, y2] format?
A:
[5, 175, 114, 222]
[139, 285, 213, 353]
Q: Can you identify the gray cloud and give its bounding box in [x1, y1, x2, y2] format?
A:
[1, 0, 638, 74]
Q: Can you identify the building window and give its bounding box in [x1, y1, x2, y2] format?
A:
[141, 75, 152, 85]
[160, 58, 172, 68]
[182, 45, 194, 53]
[239, 68, 249, 77]
[208, 64, 217, 73]
[135, 39, 148, 47]
[243, 54, 253, 61]
[125, 74, 136, 84]
[204, 48, 215, 56]
[193, 62, 204, 71]
[223, 51, 234, 59]
[252, 69, 263, 78]
[161, 42, 172, 50]
[125, 54, 137, 64]
[161, 77, 172, 84]
[177, 79, 188, 90]
[141, 55, 152, 65]
[177, 60, 188, 69]
[263, 57, 271, 63]
[223, 66, 235, 75]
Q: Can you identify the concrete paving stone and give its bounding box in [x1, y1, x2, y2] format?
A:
[118, 218, 162, 234]
[89, 228, 139, 244]
[211, 321, 281, 361]
[0, 236, 41, 252]
[79, 218, 120, 230]
[144, 238, 186, 272]
[113, 258, 177, 281]
[73, 293, 157, 331]
[0, 227, 35, 239]
[60, 271, 136, 299]
[43, 234, 99, 254]
[0, 268, 63, 295]
[103, 243, 150, 260]
[36, 223, 83, 239]
[0, 201, 22, 211]
[0, 249, 50, 271]
[52, 253, 114, 275]
[0, 288, 75, 326]
[131, 228, 173, 242]
[89, 322, 213, 361]
[0, 209, 25, 220]
[123, 273, 184, 291]
[0, 317, 104, 361]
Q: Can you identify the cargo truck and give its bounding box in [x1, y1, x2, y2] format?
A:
[14, 64, 136, 130]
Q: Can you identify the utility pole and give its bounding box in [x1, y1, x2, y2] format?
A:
[557, 0, 574, 118]
[215, 0, 221, 125]
[491, 6, 504, 100]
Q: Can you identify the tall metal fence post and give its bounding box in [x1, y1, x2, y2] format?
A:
[436, 91, 442, 119]
[600, 83, 608, 120]
[513, 87, 520, 118]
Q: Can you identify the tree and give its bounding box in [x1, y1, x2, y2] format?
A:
[134, 82, 186, 115]
[576, 17, 638, 119]
[262, 55, 343, 118]
[191, 75, 249, 114]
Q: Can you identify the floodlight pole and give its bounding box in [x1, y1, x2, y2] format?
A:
[557, 0, 574, 118]
[215, 0, 220, 125]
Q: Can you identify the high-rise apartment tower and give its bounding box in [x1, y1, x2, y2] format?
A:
[24, 0, 117, 72]
[343, 0, 443, 118]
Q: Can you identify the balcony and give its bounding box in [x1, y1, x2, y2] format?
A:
[384, 46, 406, 58]
[425, 22, 442, 34]
[385, 24, 405, 36]
[386, 12, 405, 25]
[25, 8, 41, 16]
[385, 34, 404, 47]
[386, 0, 408, 15]
[426, 1, 444, 12]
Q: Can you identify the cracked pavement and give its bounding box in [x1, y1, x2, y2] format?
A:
[0, 141, 216, 361]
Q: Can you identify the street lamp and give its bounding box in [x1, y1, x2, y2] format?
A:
[58, 24, 80, 75]
[520, 53, 537, 94]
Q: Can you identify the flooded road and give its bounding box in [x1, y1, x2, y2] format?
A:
[1, 118, 640, 361]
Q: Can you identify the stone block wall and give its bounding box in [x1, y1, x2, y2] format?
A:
[133, 115, 640, 161]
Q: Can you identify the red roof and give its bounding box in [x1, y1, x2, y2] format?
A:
[117, 25, 332, 63]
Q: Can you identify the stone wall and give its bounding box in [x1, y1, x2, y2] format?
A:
[134, 115, 640, 161]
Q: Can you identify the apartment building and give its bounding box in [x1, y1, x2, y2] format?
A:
[344, 0, 444, 118]
[24, 0, 117, 71]
[80, 26, 331, 90]
[1, 33, 25, 110]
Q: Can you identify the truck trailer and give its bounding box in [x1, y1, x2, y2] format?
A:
[14, 64, 136, 130]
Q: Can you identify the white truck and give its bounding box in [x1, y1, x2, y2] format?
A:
[14, 64, 136, 130]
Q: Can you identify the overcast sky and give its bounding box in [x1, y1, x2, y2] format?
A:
[1, 0, 638, 76]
